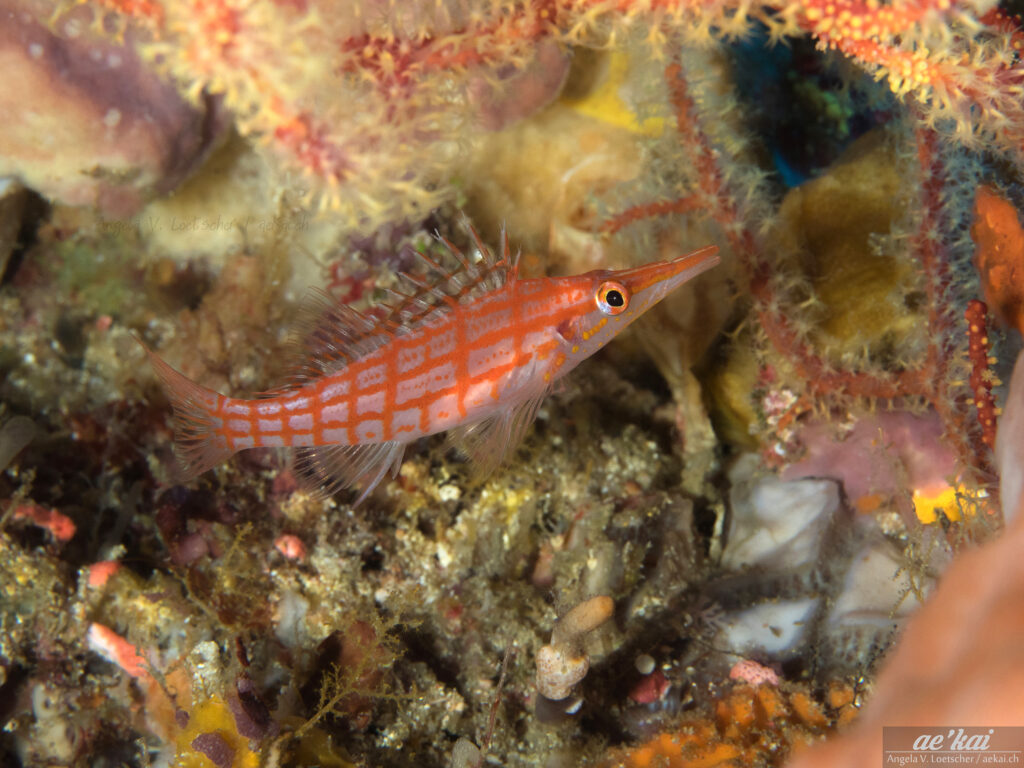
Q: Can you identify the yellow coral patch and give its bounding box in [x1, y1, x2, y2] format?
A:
[562, 52, 664, 136]
[913, 484, 979, 524]
[175, 696, 259, 768]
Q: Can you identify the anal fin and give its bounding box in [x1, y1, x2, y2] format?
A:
[293, 441, 405, 505]
[447, 389, 549, 478]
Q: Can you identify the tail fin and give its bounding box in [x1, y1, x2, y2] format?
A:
[141, 342, 233, 481]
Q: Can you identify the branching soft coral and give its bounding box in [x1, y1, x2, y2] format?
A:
[73, 0, 576, 228]
[44, 0, 1023, 233]
[797, 0, 1024, 160]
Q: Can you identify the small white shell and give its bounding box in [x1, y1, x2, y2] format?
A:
[536, 644, 589, 700]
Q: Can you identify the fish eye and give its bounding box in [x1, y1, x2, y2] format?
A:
[596, 281, 629, 315]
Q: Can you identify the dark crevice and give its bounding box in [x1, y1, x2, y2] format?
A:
[397, 628, 463, 695]
[0, 189, 49, 287]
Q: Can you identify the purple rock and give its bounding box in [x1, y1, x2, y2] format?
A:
[190, 732, 234, 768]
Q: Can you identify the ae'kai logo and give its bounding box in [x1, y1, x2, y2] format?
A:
[913, 728, 994, 752]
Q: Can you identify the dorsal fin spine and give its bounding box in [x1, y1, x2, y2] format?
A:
[438, 234, 473, 271]
[281, 226, 513, 388]
[467, 226, 490, 268]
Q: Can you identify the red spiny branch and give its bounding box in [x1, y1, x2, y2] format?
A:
[607, 62, 997, 486]
[911, 126, 955, 389]
[909, 127, 994, 486]
[665, 60, 918, 400]
[663, 62, 758, 269]
[270, 103, 354, 186]
[965, 300, 998, 450]
[340, 1, 561, 96]
[600, 196, 701, 235]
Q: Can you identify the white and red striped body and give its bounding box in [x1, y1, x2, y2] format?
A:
[213, 277, 590, 451]
[145, 231, 718, 501]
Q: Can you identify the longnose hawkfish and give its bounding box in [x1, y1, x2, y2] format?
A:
[145, 229, 719, 502]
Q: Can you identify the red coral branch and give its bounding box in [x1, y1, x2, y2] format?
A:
[600, 196, 701, 235]
[663, 62, 758, 269]
[92, 0, 164, 24]
[269, 103, 354, 186]
[791, 0, 1024, 159]
[609, 61, 996, 496]
[340, 1, 561, 96]
[965, 299, 998, 450]
[663, 60, 920, 400]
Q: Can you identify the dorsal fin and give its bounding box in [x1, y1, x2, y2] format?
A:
[383, 225, 517, 332]
[278, 292, 395, 388]
[281, 225, 518, 389]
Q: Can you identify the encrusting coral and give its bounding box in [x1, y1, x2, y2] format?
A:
[599, 679, 859, 767]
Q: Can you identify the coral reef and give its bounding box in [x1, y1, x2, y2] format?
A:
[3, 0, 1024, 767]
